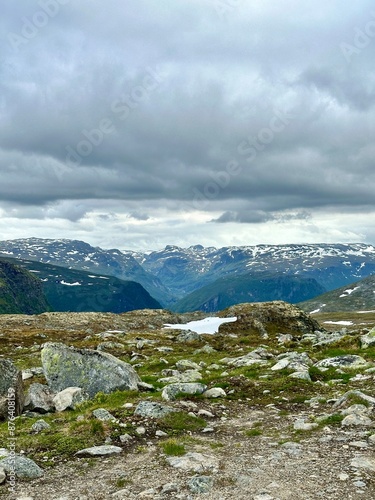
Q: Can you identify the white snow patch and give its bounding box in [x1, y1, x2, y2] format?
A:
[323, 320, 354, 326]
[339, 286, 360, 298]
[310, 308, 321, 314]
[60, 280, 81, 286]
[163, 316, 237, 335]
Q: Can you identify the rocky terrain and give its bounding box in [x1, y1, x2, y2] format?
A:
[0, 302, 374, 499]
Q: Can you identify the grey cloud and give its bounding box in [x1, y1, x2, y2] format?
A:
[0, 0, 374, 238]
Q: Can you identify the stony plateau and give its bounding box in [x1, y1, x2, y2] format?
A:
[0, 301, 374, 499]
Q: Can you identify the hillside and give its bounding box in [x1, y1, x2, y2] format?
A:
[1, 257, 161, 313]
[299, 274, 375, 314]
[0, 259, 50, 314]
[0, 238, 172, 306]
[173, 272, 326, 312]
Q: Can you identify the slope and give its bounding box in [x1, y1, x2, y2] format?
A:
[172, 272, 326, 312]
[0, 238, 172, 306]
[0, 259, 50, 314]
[1, 257, 161, 313]
[298, 274, 375, 313]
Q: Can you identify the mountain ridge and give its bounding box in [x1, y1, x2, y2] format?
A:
[1, 238, 375, 310]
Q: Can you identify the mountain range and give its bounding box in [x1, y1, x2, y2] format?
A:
[0, 238, 374, 312]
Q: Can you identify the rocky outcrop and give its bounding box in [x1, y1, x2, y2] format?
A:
[0, 359, 24, 420]
[41, 343, 140, 398]
[220, 301, 322, 338]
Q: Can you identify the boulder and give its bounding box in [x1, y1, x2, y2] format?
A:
[0, 455, 43, 480]
[75, 445, 122, 457]
[53, 387, 89, 412]
[0, 359, 24, 420]
[41, 342, 140, 398]
[220, 301, 322, 339]
[162, 383, 207, 401]
[24, 383, 55, 414]
[314, 355, 368, 369]
[134, 401, 176, 418]
[360, 328, 375, 349]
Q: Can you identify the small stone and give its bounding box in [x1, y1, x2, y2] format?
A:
[31, 419, 51, 433]
[75, 445, 122, 457]
[293, 419, 318, 431]
[155, 430, 168, 437]
[161, 383, 207, 401]
[134, 401, 175, 418]
[341, 414, 373, 427]
[339, 473, 349, 481]
[353, 480, 367, 488]
[349, 441, 368, 448]
[188, 475, 214, 494]
[93, 408, 116, 421]
[0, 467, 5, 484]
[136, 426, 146, 435]
[351, 456, 375, 472]
[53, 387, 89, 412]
[122, 403, 134, 408]
[368, 434, 375, 444]
[197, 409, 214, 418]
[161, 483, 179, 494]
[202, 387, 226, 398]
[166, 452, 219, 473]
[119, 434, 134, 443]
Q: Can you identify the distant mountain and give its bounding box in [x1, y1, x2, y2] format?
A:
[1, 257, 161, 313]
[172, 272, 326, 312]
[299, 274, 375, 313]
[0, 238, 171, 306]
[1, 239, 375, 311]
[133, 243, 375, 300]
[0, 259, 50, 314]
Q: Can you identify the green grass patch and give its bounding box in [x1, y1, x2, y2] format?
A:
[159, 411, 207, 433]
[160, 438, 186, 456]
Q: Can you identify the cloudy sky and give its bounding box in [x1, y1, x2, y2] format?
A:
[1, 0, 374, 250]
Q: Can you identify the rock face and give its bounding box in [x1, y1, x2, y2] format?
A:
[41, 343, 140, 398]
[219, 301, 321, 339]
[0, 359, 24, 420]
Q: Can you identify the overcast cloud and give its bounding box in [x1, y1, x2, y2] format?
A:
[0, 0, 374, 250]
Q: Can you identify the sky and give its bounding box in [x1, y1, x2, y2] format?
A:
[1, 0, 374, 251]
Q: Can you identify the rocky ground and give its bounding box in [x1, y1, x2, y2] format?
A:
[0, 303, 374, 500]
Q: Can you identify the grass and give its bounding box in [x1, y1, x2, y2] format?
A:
[160, 438, 186, 456]
[159, 412, 207, 433]
[316, 414, 344, 427]
[245, 428, 263, 437]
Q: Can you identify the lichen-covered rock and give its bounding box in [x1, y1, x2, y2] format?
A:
[360, 327, 375, 348]
[41, 342, 140, 398]
[220, 301, 322, 338]
[134, 401, 176, 418]
[161, 382, 207, 401]
[314, 355, 368, 369]
[0, 359, 24, 420]
[24, 383, 55, 414]
[0, 455, 43, 480]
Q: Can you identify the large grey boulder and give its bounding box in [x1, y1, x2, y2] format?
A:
[0, 359, 24, 420]
[41, 342, 140, 398]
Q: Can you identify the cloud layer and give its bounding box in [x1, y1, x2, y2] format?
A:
[1, 0, 374, 249]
